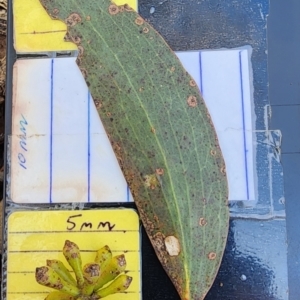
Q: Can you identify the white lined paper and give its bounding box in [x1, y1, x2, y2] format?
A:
[11, 57, 131, 203]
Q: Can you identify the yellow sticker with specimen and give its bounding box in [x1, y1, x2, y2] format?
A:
[13, 0, 138, 53]
[7, 209, 140, 300]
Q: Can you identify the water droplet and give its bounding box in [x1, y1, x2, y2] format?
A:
[150, 7, 155, 14]
[240, 274, 247, 281]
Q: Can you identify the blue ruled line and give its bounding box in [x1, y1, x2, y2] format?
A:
[239, 51, 249, 200]
[199, 51, 204, 94]
[88, 91, 91, 202]
[49, 59, 54, 203]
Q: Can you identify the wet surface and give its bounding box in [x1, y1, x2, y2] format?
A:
[142, 219, 288, 300]
[206, 220, 288, 300]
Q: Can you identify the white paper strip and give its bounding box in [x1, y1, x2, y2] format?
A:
[11, 57, 131, 203]
[197, 48, 255, 201]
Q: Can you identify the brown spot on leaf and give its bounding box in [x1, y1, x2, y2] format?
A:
[139, 209, 155, 232]
[106, 112, 112, 117]
[52, 8, 59, 15]
[94, 100, 102, 109]
[210, 149, 217, 156]
[208, 252, 217, 260]
[187, 95, 198, 107]
[153, 232, 166, 253]
[170, 67, 175, 72]
[118, 5, 125, 12]
[156, 168, 164, 175]
[199, 217, 207, 226]
[64, 32, 72, 42]
[151, 127, 156, 134]
[135, 17, 144, 26]
[143, 27, 149, 34]
[113, 142, 121, 151]
[76, 57, 82, 66]
[86, 15, 91, 21]
[80, 68, 88, 79]
[108, 4, 119, 15]
[189, 79, 197, 87]
[78, 46, 84, 56]
[72, 36, 81, 45]
[220, 166, 226, 175]
[144, 174, 159, 190]
[65, 13, 82, 27]
[165, 236, 181, 256]
[124, 4, 134, 11]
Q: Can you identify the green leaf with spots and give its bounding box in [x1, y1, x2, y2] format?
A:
[39, 1, 229, 299]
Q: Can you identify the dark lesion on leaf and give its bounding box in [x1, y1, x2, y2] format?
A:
[65, 13, 82, 27]
[118, 5, 125, 13]
[80, 67, 88, 79]
[72, 36, 82, 45]
[199, 217, 207, 227]
[155, 168, 164, 175]
[143, 27, 149, 34]
[152, 232, 167, 259]
[108, 4, 119, 15]
[135, 17, 144, 26]
[52, 8, 59, 15]
[220, 166, 226, 175]
[143, 174, 160, 190]
[187, 95, 198, 107]
[189, 79, 197, 87]
[210, 149, 217, 156]
[124, 4, 134, 11]
[94, 99, 102, 110]
[208, 252, 217, 260]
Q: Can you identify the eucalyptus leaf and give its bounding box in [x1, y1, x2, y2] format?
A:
[39, 1, 229, 299]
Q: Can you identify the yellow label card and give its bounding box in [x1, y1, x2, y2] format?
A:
[7, 209, 141, 300]
[13, 0, 138, 53]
